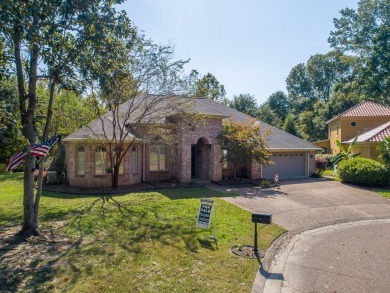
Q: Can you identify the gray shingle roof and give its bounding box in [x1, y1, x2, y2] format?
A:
[64, 95, 321, 151]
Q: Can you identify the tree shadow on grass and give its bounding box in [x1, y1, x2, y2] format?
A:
[0, 193, 210, 292]
[158, 188, 237, 200]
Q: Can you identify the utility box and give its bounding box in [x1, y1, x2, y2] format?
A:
[46, 171, 58, 184]
[252, 213, 272, 224]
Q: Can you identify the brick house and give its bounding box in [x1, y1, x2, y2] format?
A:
[63, 96, 320, 187]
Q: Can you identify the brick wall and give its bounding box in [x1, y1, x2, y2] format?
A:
[66, 142, 142, 188]
[176, 116, 223, 182]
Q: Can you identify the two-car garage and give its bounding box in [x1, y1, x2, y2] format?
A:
[262, 152, 307, 180]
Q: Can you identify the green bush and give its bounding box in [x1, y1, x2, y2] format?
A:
[0, 163, 6, 173]
[338, 158, 390, 187]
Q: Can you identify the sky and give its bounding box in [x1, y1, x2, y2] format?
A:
[121, 0, 358, 105]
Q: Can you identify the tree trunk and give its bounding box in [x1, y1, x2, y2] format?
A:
[32, 80, 56, 231]
[22, 155, 38, 234]
[112, 165, 119, 189]
[21, 9, 40, 235]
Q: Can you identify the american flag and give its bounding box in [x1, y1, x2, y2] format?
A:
[29, 137, 59, 157]
[6, 137, 59, 172]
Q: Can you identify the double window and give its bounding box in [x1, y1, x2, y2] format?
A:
[149, 145, 169, 171]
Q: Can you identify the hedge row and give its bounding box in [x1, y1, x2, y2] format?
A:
[338, 158, 390, 187]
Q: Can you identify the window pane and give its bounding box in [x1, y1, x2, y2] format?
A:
[131, 147, 138, 173]
[95, 150, 106, 175]
[77, 149, 85, 176]
[160, 146, 169, 171]
[223, 149, 230, 169]
[149, 147, 159, 171]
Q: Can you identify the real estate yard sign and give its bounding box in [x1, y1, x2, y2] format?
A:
[196, 199, 214, 229]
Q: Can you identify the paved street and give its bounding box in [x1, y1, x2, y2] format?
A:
[266, 219, 390, 293]
[206, 178, 390, 292]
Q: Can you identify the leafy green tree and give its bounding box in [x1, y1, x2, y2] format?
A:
[306, 51, 351, 103]
[283, 113, 300, 137]
[35, 82, 98, 137]
[297, 101, 329, 141]
[256, 103, 282, 127]
[267, 91, 289, 122]
[0, 78, 23, 163]
[191, 71, 227, 104]
[286, 51, 354, 115]
[286, 63, 315, 114]
[229, 93, 258, 117]
[221, 119, 271, 179]
[0, 0, 135, 235]
[329, 0, 390, 103]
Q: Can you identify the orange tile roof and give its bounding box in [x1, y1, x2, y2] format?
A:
[327, 101, 390, 123]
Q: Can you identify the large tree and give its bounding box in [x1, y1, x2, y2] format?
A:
[286, 50, 353, 114]
[0, 0, 135, 235]
[267, 91, 289, 122]
[88, 37, 190, 189]
[228, 93, 258, 117]
[190, 71, 227, 104]
[283, 113, 300, 137]
[329, 0, 390, 103]
[256, 103, 282, 127]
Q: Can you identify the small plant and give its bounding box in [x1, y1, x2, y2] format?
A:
[338, 158, 390, 187]
[331, 137, 360, 166]
[316, 154, 334, 169]
[314, 156, 328, 174]
[261, 179, 271, 188]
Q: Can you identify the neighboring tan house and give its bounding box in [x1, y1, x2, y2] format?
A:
[63, 96, 320, 188]
[314, 101, 390, 159]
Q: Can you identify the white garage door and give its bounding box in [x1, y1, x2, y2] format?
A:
[262, 153, 306, 179]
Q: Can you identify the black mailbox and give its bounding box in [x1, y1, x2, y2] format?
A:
[252, 213, 272, 224]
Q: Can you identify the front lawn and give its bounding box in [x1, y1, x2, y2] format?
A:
[0, 173, 285, 292]
[376, 189, 390, 199]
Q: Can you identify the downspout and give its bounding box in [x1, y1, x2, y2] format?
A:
[142, 142, 146, 182]
[307, 152, 310, 176]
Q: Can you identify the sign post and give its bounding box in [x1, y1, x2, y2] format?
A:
[196, 198, 217, 241]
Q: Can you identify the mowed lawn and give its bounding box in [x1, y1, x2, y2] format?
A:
[0, 173, 285, 292]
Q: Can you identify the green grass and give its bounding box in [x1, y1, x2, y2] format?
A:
[0, 173, 285, 292]
[375, 189, 390, 199]
[322, 169, 341, 181]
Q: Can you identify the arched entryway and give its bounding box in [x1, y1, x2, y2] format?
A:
[191, 137, 211, 180]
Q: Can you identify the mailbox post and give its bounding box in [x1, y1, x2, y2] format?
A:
[251, 213, 272, 256]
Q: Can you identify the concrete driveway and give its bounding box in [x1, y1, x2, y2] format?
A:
[206, 178, 390, 292]
[208, 178, 390, 232]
